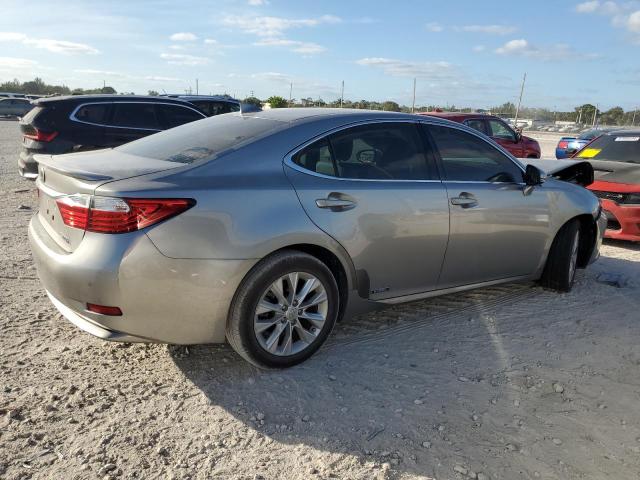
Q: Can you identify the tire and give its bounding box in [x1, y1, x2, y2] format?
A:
[540, 219, 581, 292]
[226, 250, 339, 368]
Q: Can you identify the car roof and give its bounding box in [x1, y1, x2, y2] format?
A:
[33, 94, 198, 106]
[165, 94, 240, 103]
[602, 129, 640, 136]
[418, 111, 498, 120]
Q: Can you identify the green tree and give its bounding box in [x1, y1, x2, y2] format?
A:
[381, 101, 400, 112]
[148, 90, 159, 96]
[600, 106, 624, 126]
[266, 95, 288, 108]
[242, 96, 262, 107]
[574, 104, 597, 124]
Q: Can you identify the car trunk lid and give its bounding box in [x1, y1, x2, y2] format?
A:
[35, 149, 187, 253]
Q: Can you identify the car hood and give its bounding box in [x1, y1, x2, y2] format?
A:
[586, 159, 640, 185]
[34, 148, 185, 183]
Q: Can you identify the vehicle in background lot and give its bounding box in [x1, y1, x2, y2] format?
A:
[29, 109, 604, 368]
[575, 130, 640, 241]
[556, 128, 617, 159]
[18, 95, 206, 178]
[418, 112, 541, 158]
[161, 94, 241, 116]
[0, 98, 33, 117]
[0, 92, 27, 99]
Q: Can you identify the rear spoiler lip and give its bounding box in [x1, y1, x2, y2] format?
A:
[33, 154, 114, 182]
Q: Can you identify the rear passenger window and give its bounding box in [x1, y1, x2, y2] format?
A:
[428, 125, 523, 183]
[111, 103, 160, 129]
[330, 123, 432, 180]
[193, 101, 240, 116]
[464, 119, 487, 135]
[156, 104, 204, 129]
[293, 139, 336, 177]
[74, 104, 109, 124]
[292, 123, 434, 180]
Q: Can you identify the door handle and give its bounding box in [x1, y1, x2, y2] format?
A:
[450, 193, 478, 208]
[315, 195, 356, 212]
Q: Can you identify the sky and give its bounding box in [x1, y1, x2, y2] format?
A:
[0, 0, 639, 110]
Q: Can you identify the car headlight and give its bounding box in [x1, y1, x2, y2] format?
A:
[622, 193, 640, 205]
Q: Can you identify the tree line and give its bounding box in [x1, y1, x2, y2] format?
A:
[2, 78, 636, 126]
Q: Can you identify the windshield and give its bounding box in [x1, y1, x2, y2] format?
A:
[577, 134, 640, 164]
[578, 129, 602, 141]
[116, 113, 284, 164]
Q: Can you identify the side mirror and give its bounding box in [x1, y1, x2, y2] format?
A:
[524, 164, 543, 186]
[514, 128, 523, 142]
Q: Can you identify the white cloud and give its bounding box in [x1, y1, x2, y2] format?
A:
[628, 10, 640, 32]
[495, 38, 599, 61]
[204, 38, 218, 44]
[356, 57, 455, 80]
[0, 57, 37, 69]
[248, 0, 269, 5]
[0, 32, 98, 54]
[253, 38, 325, 54]
[74, 69, 124, 76]
[145, 75, 181, 82]
[576, 1, 640, 40]
[170, 32, 197, 41]
[456, 24, 517, 35]
[473, 45, 486, 52]
[160, 53, 209, 66]
[426, 22, 444, 32]
[222, 14, 341, 37]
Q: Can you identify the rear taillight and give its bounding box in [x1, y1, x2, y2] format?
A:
[558, 140, 568, 149]
[23, 128, 58, 142]
[55, 195, 194, 234]
[86, 303, 122, 316]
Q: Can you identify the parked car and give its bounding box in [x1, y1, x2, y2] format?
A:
[574, 130, 640, 241]
[556, 128, 616, 159]
[418, 112, 541, 158]
[162, 94, 241, 116]
[0, 98, 33, 117]
[29, 109, 605, 368]
[18, 95, 207, 178]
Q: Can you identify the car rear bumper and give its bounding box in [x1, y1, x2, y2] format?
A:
[29, 214, 258, 344]
[18, 148, 38, 178]
[600, 199, 640, 242]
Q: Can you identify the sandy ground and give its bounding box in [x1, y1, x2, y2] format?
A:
[1, 120, 640, 480]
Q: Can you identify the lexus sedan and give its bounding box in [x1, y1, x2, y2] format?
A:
[29, 109, 605, 368]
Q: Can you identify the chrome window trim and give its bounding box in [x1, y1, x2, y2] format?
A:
[283, 119, 442, 183]
[69, 101, 206, 131]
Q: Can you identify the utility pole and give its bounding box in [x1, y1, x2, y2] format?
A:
[632, 108, 637, 126]
[340, 80, 344, 108]
[411, 77, 416, 113]
[577, 107, 583, 125]
[513, 72, 526, 128]
[196, 78, 199, 95]
[289, 82, 293, 107]
[592, 103, 598, 127]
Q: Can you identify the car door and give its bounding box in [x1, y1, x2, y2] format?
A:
[424, 123, 551, 289]
[487, 118, 524, 157]
[103, 102, 161, 147]
[284, 121, 450, 300]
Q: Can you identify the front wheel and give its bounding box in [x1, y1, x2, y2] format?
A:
[226, 250, 339, 368]
[540, 220, 580, 292]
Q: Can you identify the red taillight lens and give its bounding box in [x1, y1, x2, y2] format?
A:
[558, 140, 568, 149]
[24, 129, 58, 142]
[55, 195, 194, 234]
[87, 303, 122, 316]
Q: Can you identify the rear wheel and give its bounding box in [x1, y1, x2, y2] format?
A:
[226, 250, 339, 368]
[540, 220, 580, 292]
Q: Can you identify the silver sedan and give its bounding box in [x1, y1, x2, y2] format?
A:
[29, 109, 606, 368]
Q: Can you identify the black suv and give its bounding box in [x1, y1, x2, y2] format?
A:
[161, 95, 241, 116]
[18, 95, 207, 178]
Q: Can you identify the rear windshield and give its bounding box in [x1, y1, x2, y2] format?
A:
[116, 113, 284, 164]
[577, 134, 640, 164]
[21, 105, 43, 124]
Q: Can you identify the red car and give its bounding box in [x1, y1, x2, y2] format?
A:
[575, 130, 640, 242]
[419, 112, 541, 158]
